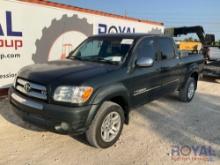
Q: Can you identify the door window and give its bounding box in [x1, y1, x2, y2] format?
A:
[158, 38, 175, 60]
[136, 38, 156, 60]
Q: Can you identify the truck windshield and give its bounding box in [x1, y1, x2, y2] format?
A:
[68, 37, 134, 64]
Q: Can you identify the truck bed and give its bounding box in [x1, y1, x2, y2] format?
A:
[180, 53, 204, 65]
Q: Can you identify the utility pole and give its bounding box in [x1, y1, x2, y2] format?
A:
[124, 10, 127, 17]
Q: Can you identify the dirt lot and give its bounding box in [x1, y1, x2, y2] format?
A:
[0, 78, 220, 165]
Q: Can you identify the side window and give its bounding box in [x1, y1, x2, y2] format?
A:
[136, 38, 156, 60]
[158, 38, 175, 60]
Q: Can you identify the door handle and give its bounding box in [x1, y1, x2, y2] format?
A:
[156, 68, 161, 72]
[178, 62, 184, 66]
[161, 66, 170, 71]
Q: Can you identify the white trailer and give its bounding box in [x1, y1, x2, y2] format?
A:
[0, 0, 164, 93]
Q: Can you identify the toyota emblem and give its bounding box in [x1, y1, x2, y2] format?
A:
[24, 83, 31, 93]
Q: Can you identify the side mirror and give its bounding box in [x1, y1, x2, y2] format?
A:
[136, 57, 154, 67]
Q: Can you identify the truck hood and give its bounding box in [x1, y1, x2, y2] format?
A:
[18, 59, 116, 85]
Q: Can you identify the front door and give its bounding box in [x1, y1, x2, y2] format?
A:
[130, 37, 162, 106]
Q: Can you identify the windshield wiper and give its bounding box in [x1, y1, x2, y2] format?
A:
[68, 56, 84, 61]
[86, 57, 119, 65]
[68, 56, 119, 65]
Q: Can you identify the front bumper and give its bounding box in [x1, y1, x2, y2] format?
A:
[8, 87, 96, 134]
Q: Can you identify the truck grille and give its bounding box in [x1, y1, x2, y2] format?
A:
[15, 78, 47, 100]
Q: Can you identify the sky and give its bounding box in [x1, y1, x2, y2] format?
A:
[50, 0, 220, 40]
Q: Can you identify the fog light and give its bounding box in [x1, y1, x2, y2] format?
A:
[61, 122, 69, 130]
[54, 122, 69, 132]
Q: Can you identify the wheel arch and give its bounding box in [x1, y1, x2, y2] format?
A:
[86, 84, 131, 127]
[180, 63, 200, 90]
[190, 72, 199, 81]
[190, 71, 199, 89]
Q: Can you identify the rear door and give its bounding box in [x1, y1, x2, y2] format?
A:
[130, 37, 162, 106]
[156, 37, 182, 93]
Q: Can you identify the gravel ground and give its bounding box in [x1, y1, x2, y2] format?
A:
[0, 78, 220, 165]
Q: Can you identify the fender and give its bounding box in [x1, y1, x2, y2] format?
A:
[187, 63, 199, 77]
[181, 63, 199, 89]
[85, 83, 130, 127]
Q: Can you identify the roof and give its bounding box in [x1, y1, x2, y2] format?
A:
[18, 0, 164, 26]
[91, 33, 164, 39]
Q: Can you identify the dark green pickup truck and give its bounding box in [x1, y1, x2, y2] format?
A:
[9, 34, 203, 148]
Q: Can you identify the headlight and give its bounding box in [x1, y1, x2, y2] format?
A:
[53, 86, 94, 104]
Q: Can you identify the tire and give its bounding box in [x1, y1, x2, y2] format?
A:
[179, 77, 197, 102]
[86, 101, 124, 148]
[32, 14, 93, 63]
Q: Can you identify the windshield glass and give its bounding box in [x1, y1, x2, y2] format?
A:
[69, 37, 134, 64]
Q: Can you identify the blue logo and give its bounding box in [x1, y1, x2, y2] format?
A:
[98, 23, 135, 34]
[0, 11, 22, 37]
[0, 11, 23, 50]
[170, 145, 216, 162]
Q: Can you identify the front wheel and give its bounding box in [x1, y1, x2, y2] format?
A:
[86, 101, 124, 148]
[179, 77, 196, 102]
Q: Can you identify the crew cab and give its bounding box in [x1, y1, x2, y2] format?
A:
[9, 34, 204, 148]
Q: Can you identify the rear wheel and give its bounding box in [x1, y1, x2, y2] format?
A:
[86, 101, 124, 148]
[179, 77, 196, 102]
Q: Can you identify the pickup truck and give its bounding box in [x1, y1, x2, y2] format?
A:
[8, 34, 204, 148]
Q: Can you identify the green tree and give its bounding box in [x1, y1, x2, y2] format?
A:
[218, 40, 220, 46]
[215, 40, 220, 46]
